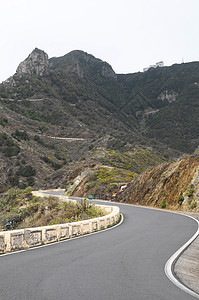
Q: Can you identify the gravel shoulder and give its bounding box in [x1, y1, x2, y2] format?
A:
[174, 212, 199, 295]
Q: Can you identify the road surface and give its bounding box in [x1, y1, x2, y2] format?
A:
[0, 192, 198, 300]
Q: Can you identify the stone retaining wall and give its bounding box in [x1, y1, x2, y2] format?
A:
[0, 192, 120, 254]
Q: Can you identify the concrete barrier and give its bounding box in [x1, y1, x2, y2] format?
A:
[0, 192, 120, 254]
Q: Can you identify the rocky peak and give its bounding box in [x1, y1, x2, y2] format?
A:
[16, 48, 49, 77]
[49, 50, 117, 80]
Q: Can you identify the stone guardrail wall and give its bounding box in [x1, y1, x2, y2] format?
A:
[0, 192, 120, 254]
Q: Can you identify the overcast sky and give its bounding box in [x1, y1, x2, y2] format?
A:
[0, 0, 199, 82]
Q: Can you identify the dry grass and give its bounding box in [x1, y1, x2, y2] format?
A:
[0, 187, 105, 230]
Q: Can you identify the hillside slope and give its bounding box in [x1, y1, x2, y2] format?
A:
[0, 48, 198, 192]
[118, 62, 199, 153]
[1, 48, 199, 153]
[65, 147, 167, 199]
[114, 154, 199, 211]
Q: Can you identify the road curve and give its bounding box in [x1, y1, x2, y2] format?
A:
[0, 192, 198, 300]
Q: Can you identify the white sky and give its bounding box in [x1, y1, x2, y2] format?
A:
[0, 0, 199, 82]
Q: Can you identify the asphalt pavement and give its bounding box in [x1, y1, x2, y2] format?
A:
[0, 194, 198, 300]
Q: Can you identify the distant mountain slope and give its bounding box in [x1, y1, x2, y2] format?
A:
[0, 48, 198, 191]
[118, 62, 199, 152]
[1, 48, 199, 153]
[0, 49, 139, 147]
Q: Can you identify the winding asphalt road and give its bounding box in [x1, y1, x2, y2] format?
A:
[0, 191, 198, 300]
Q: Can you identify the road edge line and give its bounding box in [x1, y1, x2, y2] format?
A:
[164, 214, 199, 299]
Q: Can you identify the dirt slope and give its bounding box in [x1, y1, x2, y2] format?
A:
[114, 155, 199, 211]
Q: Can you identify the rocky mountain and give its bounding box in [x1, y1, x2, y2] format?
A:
[0, 48, 198, 195]
[4, 48, 49, 87]
[16, 48, 49, 77]
[2, 48, 199, 153]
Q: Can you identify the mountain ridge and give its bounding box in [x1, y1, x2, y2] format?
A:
[0, 48, 198, 194]
[1, 48, 199, 155]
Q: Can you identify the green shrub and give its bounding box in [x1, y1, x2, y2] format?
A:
[178, 195, 184, 205]
[84, 181, 95, 191]
[18, 165, 36, 177]
[8, 175, 19, 186]
[11, 129, 29, 141]
[0, 133, 20, 156]
[33, 135, 45, 146]
[0, 118, 8, 127]
[161, 200, 166, 208]
[41, 156, 63, 170]
[185, 186, 194, 197]
[22, 187, 33, 197]
[0, 133, 7, 145]
[2, 144, 20, 157]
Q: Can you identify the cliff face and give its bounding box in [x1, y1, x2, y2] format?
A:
[114, 155, 199, 211]
[16, 48, 49, 77]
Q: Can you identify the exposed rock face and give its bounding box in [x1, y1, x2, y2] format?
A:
[114, 155, 199, 210]
[2, 76, 16, 87]
[69, 51, 117, 80]
[71, 62, 84, 79]
[158, 90, 178, 103]
[16, 48, 49, 76]
[102, 64, 117, 79]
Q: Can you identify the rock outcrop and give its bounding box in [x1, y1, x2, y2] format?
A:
[16, 48, 49, 77]
[114, 155, 199, 211]
[101, 64, 117, 79]
[158, 90, 178, 103]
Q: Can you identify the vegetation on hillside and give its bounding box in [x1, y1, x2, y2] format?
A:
[0, 133, 20, 157]
[0, 48, 198, 201]
[65, 147, 167, 199]
[83, 166, 137, 198]
[0, 187, 105, 231]
[96, 148, 165, 173]
[118, 62, 199, 153]
[2, 49, 199, 156]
